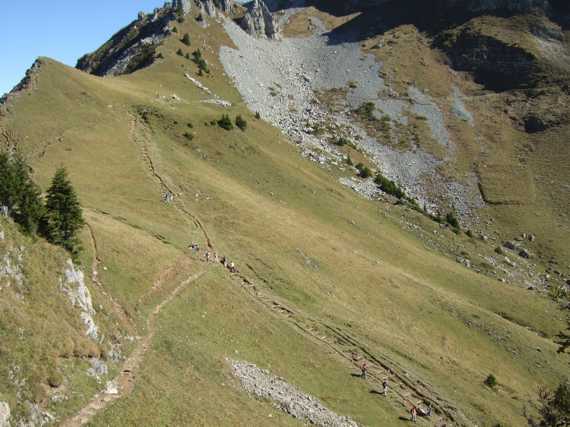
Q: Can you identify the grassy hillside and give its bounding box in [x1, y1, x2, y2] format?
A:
[0, 9, 568, 427]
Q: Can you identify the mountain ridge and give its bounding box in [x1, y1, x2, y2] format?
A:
[0, 1, 568, 425]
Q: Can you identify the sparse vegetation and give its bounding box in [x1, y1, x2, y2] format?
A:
[181, 33, 191, 46]
[484, 374, 497, 389]
[183, 132, 194, 142]
[355, 102, 376, 121]
[217, 114, 234, 131]
[446, 211, 460, 230]
[235, 115, 247, 131]
[527, 380, 570, 426]
[192, 49, 209, 74]
[355, 163, 372, 179]
[176, 48, 184, 57]
[255, 111, 261, 120]
[334, 137, 351, 147]
[374, 173, 405, 199]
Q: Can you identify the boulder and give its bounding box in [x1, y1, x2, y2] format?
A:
[503, 241, 517, 250]
[519, 248, 531, 259]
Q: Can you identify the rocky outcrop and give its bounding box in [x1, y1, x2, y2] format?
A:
[437, 27, 540, 91]
[60, 259, 99, 341]
[0, 402, 9, 427]
[239, 0, 279, 39]
[202, 0, 217, 16]
[1, 59, 42, 107]
[173, 0, 192, 15]
[77, 8, 172, 76]
[214, 0, 234, 14]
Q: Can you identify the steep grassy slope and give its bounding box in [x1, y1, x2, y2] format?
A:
[0, 10, 568, 427]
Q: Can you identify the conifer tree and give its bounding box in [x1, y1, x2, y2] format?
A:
[0, 152, 44, 234]
[42, 168, 84, 256]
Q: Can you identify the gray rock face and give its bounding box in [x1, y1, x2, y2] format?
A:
[201, 0, 217, 17]
[240, 0, 279, 39]
[60, 259, 99, 341]
[215, 0, 234, 14]
[0, 402, 10, 427]
[173, 0, 192, 15]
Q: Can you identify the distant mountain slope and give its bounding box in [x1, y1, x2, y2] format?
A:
[0, 1, 568, 426]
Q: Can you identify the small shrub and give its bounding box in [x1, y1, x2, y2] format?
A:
[494, 246, 504, 255]
[187, 122, 194, 128]
[181, 33, 191, 46]
[530, 380, 570, 427]
[334, 137, 350, 147]
[47, 370, 63, 388]
[192, 49, 209, 74]
[172, 26, 178, 33]
[235, 115, 247, 131]
[177, 16, 185, 24]
[185, 53, 191, 60]
[176, 48, 184, 57]
[155, 52, 164, 60]
[446, 212, 460, 229]
[466, 229, 474, 238]
[484, 374, 497, 388]
[374, 173, 405, 199]
[346, 155, 353, 166]
[355, 102, 376, 121]
[348, 81, 358, 89]
[217, 114, 234, 130]
[355, 163, 372, 179]
[183, 132, 194, 141]
[255, 111, 261, 120]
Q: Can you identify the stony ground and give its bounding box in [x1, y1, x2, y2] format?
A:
[230, 360, 359, 427]
[219, 15, 485, 221]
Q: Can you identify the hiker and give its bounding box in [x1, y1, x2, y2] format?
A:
[411, 406, 418, 423]
[205, 251, 211, 262]
[229, 261, 236, 273]
[360, 361, 368, 379]
[382, 379, 389, 395]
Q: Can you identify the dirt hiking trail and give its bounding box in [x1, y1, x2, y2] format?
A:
[61, 270, 206, 427]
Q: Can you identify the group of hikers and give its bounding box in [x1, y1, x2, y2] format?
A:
[189, 240, 433, 423]
[360, 361, 432, 422]
[189, 242, 238, 273]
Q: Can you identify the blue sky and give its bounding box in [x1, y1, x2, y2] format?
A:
[0, 0, 168, 95]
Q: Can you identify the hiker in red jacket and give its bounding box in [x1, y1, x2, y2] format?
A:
[360, 361, 368, 379]
[411, 406, 418, 422]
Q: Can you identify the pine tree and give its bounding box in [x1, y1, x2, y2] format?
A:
[10, 156, 44, 234]
[42, 168, 84, 256]
[0, 152, 44, 234]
